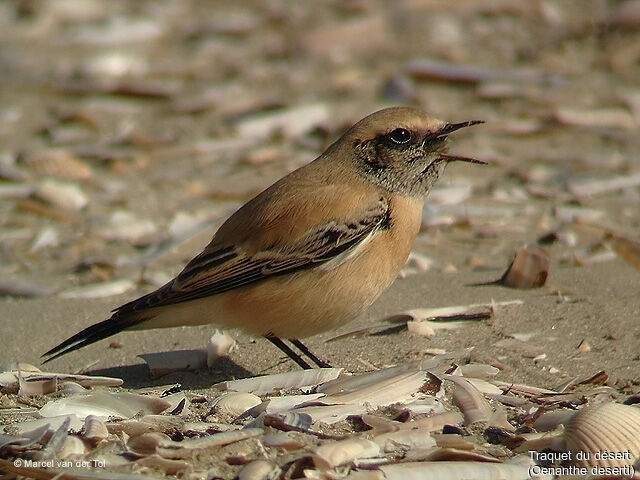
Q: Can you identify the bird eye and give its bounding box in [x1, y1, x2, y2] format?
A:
[387, 128, 412, 144]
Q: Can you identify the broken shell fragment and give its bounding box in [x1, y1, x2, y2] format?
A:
[56, 434, 87, 460]
[20, 149, 93, 180]
[34, 179, 88, 211]
[39, 392, 170, 419]
[215, 368, 343, 395]
[612, 235, 640, 271]
[238, 459, 280, 480]
[81, 414, 108, 446]
[127, 432, 172, 455]
[445, 375, 493, 425]
[18, 374, 57, 396]
[138, 349, 207, 378]
[206, 330, 237, 367]
[564, 402, 640, 469]
[155, 428, 264, 459]
[210, 392, 261, 417]
[311, 438, 381, 470]
[500, 245, 550, 288]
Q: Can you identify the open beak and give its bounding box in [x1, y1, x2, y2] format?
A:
[437, 153, 487, 165]
[437, 120, 484, 138]
[434, 120, 486, 166]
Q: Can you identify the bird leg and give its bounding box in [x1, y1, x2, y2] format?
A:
[290, 339, 332, 368]
[266, 336, 313, 369]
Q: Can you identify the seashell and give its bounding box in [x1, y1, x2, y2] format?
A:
[532, 409, 578, 432]
[264, 412, 312, 433]
[138, 349, 207, 378]
[399, 397, 446, 416]
[400, 252, 435, 278]
[567, 172, 640, 198]
[0, 362, 41, 373]
[215, 368, 343, 395]
[608, 0, 640, 29]
[311, 438, 381, 470]
[5, 415, 84, 436]
[344, 471, 385, 480]
[34, 179, 88, 211]
[82, 52, 148, 78]
[58, 279, 134, 299]
[155, 428, 263, 459]
[135, 454, 190, 475]
[82, 414, 108, 445]
[106, 415, 184, 437]
[458, 363, 500, 379]
[564, 402, 640, 469]
[257, 393, 325, 415]
[292, 403, 369, 425]
[374, 429, 437, 452]
[612, 235, 640, 272]
[262, 431, 304, 450]
[20, 149, 93, 180]
[128, 432, 171, 455]
[210, 392, 261, 417]
[432, 433, 476, 450]
[0, 423, 52, 452]
[58, 382, 88, 394]
[56, 434, 87, 460]
[96, 210, 157, 242]
[234, 103, 329, 140]
[238, 459, 280, 480]
[39, 392, 170, 419]
[554, 107, 636, 131]
[29, 227, 60, 252]
[162, 392, 191, 415]
[18, 374, 57, 396]
[429, 183, 472, 205]
[445, 375, 493, 425]
[464, 378, 502, 395]
[206, 330, 237, 367]
[500, 245, 549, 288]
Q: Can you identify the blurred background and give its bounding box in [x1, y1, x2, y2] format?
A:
[1, 1, 639, 382]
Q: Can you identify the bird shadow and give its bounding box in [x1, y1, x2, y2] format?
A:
[86, 357, 255, 390]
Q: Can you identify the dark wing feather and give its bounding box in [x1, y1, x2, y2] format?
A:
[116, 197, 390, 314]
[41, 198, 390, 362]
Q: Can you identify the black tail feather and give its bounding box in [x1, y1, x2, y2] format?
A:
[41, 314, 139, 364]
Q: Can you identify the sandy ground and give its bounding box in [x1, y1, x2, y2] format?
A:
[0, 0, 639, 392]
[0, 2, 640, 477]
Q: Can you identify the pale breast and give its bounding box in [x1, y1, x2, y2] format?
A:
[217, 194, 424, 338]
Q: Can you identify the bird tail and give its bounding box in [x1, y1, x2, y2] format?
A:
[41, 313, 144, 364]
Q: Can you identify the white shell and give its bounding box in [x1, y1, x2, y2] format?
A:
[34, 179, 88, 211]
[82, 414, 108, 445]
[58, 279, 134, 299]
[311, 438, 381, 470]
[238, 459, 280, 480]
[39, 392, 170, 419]
[564, 402, 640, 468]
[501, 245, 549, 288]
[206, 330, 237, 367]
[155, 428, 263, 459]
[210, 392, 261, 417]
[215, 368, 343, 395]
[56, 434, 87, 459]
[138, 349, 207, 378]
[127, 432, 171, 455]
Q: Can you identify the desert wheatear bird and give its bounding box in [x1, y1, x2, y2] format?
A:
[43, 106, 484, 369]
